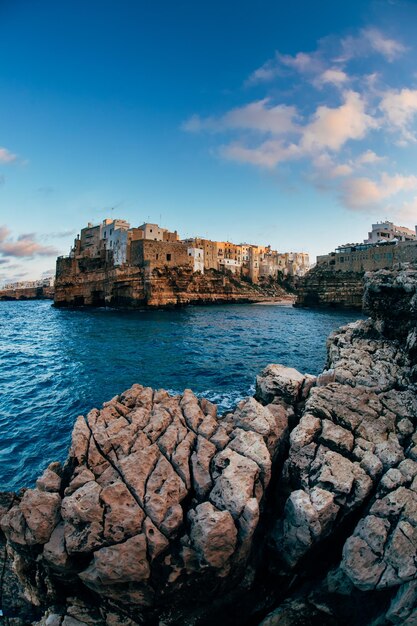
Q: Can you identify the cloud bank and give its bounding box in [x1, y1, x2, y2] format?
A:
[183, 25, 417, 224]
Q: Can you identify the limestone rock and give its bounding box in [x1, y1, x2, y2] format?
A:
[255, 364, 306, 405]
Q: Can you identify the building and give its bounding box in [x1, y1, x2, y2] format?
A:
[218, 258, 241, 274]
[130, 240, 191, 271]
[101, 219, 131, 265]
[137, 223, 179, 242]
[79, 223, 102, 257]
[66, 217, 309, 282]
[365, 221, 417, 244]
[317, 224, 417, 273]
[187, 247, 204, 273]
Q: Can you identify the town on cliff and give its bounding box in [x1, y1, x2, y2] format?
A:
[53, 218, 310, 307]
[2, 218, 417, 309]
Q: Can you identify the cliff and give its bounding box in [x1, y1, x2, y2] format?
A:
[0, 286, 54, 301]
[54, 259, 292, 308]
[295, 265, 364, 309]
[1, 266, 417, 625]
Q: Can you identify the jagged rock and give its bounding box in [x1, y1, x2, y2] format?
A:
[188, 502, 237, 569]
[256, 364, 308, 405]
[1, 379, 288, 624]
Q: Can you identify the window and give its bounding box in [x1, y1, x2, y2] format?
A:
[166, 253, 171, 261]
[150, 229, 153, 233]
[156, 254, 159, 260]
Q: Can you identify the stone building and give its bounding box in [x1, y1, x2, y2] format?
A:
[79, 223, 102, 257]
[130, 240, 191, 270]
[317, 240, 417, 272]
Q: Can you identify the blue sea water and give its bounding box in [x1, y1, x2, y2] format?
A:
[0, 300, 362, 492]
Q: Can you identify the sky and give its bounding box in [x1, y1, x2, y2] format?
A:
[1, 0, 417, 284]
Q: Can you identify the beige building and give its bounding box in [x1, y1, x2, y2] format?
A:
[365, 221, 416, 244]
[137, 223, 179, 242]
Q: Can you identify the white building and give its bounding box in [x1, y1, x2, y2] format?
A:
[365, 221, 416, 244]
[187, 247, 204, 274]
[101, 219, 130, 265]
[218, 258, 241, 275]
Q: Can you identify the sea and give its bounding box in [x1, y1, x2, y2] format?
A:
[0, 300, 363, 492]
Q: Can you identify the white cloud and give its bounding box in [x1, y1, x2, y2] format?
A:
[182, 99, 298, 135]
[341, 173, 417, 209]
[380, 88, 417, 141]
[314, 68, 349, 88]
[339, 28, 406, 62]
[355, 150, 386, 165]
[312, 153, 353, 178]
[364, 27, 406, 62]
[199, 92, 379, 170]
[246, 50, 322, 85]
[0, 147, 18, 164]
[301, 91, 377, 153]
[220, 140, 300, 169]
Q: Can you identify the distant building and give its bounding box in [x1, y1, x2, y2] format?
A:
[317, 220, 417, 272]
[64, 216, 309, 283]
[365, 221, 416, 244]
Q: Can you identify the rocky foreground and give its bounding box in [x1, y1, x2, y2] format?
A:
[1, 266, 417, 625]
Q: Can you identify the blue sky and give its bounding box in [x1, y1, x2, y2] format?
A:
[1, 0, 417, 283]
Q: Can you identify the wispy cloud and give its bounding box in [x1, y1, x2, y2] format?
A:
[341, 173, 417, 209]
[182, 99, 298, 135]
[379, 88, 417, 142]
[0, 147, 18, 164]
[0, 226, 60, 259]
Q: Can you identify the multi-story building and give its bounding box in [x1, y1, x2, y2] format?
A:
[317, 221, 417, 272]
[79, 223, 102, 257]
[101, 219, 131, 266]
[365, 221, 416, 244]
[187, 247, 204, 273]
[68, 217, 309, 282]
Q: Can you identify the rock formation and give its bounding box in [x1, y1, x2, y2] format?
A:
[0, 286, 54, 301]
[54, 260, 292, 308]
[1, 265, 417, 625]
[295, 265, 364, 309]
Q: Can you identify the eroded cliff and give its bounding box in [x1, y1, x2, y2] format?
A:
[54, 260, 291, 308]
[295, 265, 364, 309]
[1, 266, 417, 625]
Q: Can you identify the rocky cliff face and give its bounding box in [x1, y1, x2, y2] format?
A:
[1, 266, 417, 625]
[54, 261, 291, 308]
[0, 286, 54, 301]
[295, 265, 364, 309]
